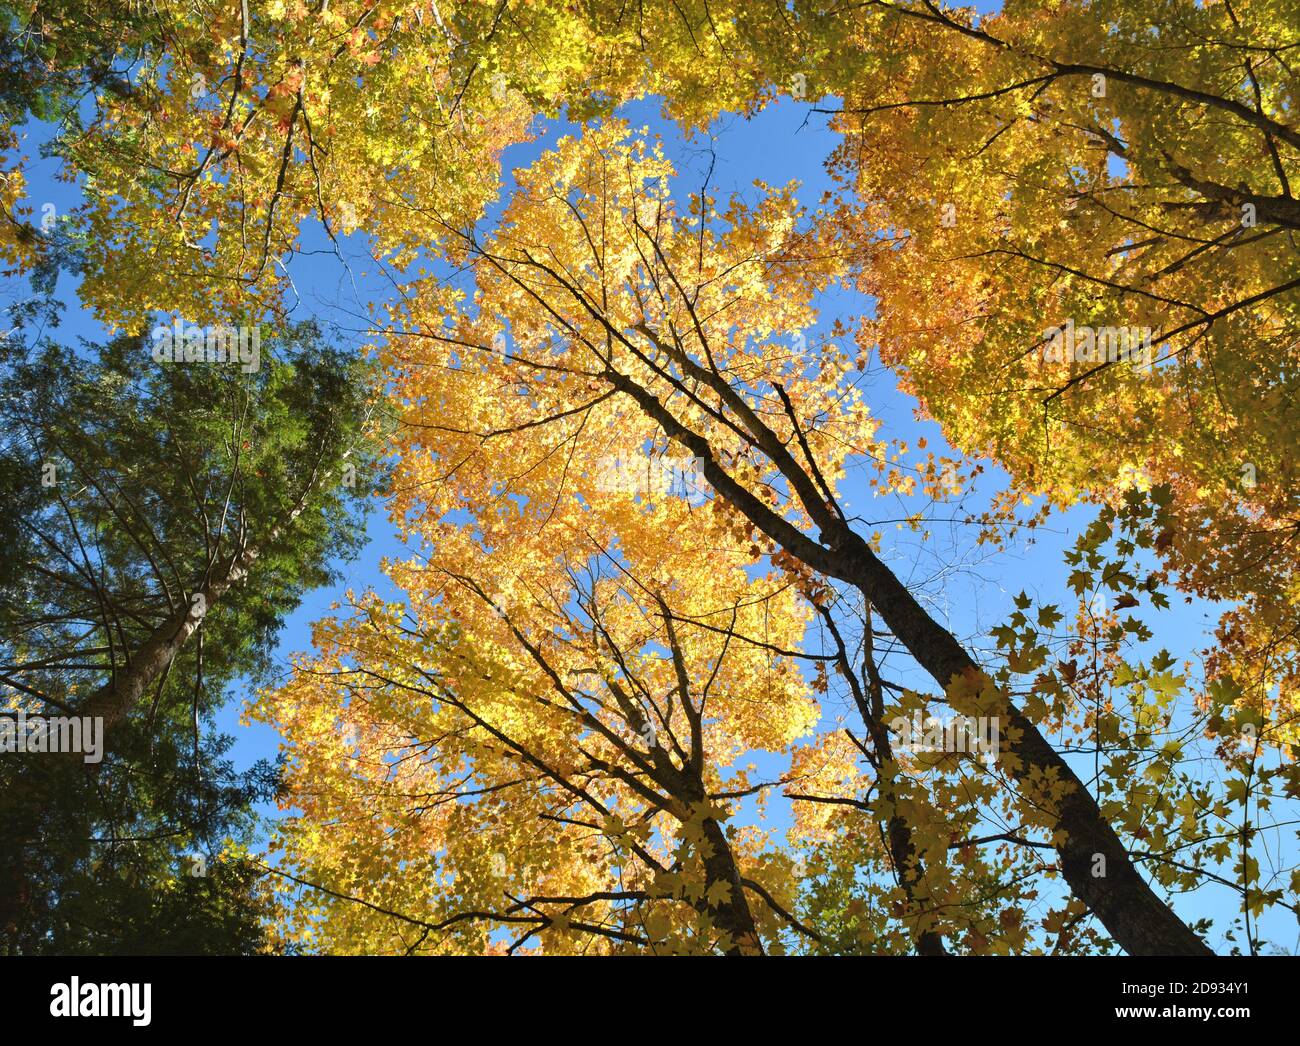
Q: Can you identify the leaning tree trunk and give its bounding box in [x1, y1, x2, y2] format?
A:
[81, 464, 322, 733]
[605, 356, 1213, 956]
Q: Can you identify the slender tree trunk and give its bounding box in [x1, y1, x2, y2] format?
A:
[606, 365, 1211, 954]
[81, 464, 322, 733]
[81, 540, 257, 731]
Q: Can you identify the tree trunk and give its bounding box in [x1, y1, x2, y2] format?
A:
[609, 364, 1212, 954]
[699, 816, 764, 955]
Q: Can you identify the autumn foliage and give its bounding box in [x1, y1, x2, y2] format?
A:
[3, 0, 1299, 955]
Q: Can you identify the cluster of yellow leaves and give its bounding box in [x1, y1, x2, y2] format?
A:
[803, 1, 1300, 741]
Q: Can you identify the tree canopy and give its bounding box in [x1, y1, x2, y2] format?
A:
[2, 0, 1298, 955]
